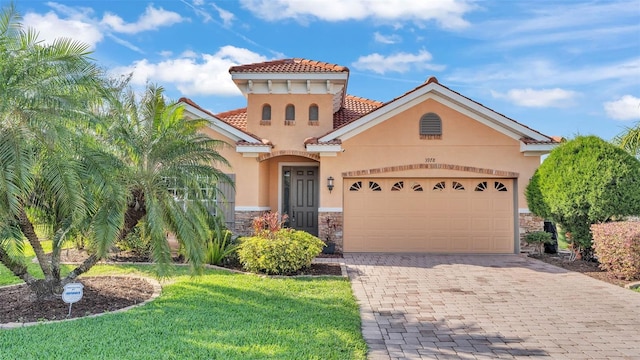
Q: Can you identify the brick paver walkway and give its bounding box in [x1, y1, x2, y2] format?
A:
[343, 254, 640, 360]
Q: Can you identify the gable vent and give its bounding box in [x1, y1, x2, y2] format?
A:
[420, 113, 442, 139]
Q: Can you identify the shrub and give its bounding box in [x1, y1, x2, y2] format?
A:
[205, 229, 237, 266]
[237, 229, 324, 275]
[526, 136, 640, 257]
[525, 231, 553, 255]
[204, 215, 238, 266]
[116, 222, 151, 256]
[251, 212, 288, 239]
[591, 222, 640, 280]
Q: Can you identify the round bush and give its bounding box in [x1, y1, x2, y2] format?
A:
[237, 229, 324, 275]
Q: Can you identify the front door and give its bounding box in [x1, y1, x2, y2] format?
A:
[283, 167, 318, 236]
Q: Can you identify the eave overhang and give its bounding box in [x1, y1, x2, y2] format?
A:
[520, 142, 558, 156]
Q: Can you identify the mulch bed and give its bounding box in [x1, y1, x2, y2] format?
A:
[529, 252, 634, 288]
[3, 249, 343, 325]
[0, 276, 153, 324]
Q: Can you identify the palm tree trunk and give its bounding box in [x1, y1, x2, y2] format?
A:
[63, 253, 99, 284]
[0, 246, 37, 284]
[16, 208, 52, 278]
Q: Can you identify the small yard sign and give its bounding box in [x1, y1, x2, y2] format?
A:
[62, 283, 84, 316]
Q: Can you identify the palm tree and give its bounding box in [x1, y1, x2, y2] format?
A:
[79, 82, 232, 276]
[0, 6, 231, 299]
[614, 122, 640, 158]
[0, 4, 106, 299]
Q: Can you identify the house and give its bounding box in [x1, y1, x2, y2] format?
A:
[179, 58, 558, 254]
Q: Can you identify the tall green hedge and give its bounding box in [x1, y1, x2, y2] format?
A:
[526, 136, 640, 252]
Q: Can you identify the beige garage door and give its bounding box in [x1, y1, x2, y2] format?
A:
[343, 178, 515, 253]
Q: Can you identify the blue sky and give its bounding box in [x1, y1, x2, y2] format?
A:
[9, 0, 640, 140]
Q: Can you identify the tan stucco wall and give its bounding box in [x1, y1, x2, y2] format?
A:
[246, 93, 335, 149]
[320, 98, 540, 209]
[199, 127, 268, 208]
[199, 96, 542, 214]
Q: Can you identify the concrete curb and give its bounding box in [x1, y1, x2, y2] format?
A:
[0, 275, 162, 330]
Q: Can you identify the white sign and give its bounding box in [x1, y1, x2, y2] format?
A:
[62, 283, 84, 304]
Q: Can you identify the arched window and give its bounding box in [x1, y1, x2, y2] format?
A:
[309, 104, 319, 122]
[285, 104, 295, 121]
[420, 112, 442, 139]
[261, 104, 271, 124]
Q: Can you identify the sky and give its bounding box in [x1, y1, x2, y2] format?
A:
[7, 0, 640, 140]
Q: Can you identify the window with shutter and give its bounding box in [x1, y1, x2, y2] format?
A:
[285, 104, 295, 126]
[261, 104, 271, 125]
[308, 104, 319, 125]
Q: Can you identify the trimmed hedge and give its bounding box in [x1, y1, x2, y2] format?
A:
[525, 231, 553, 255]
[526, 136, 640, 253]
[591, 222, 640, 280]
[238, 229, 324, 275]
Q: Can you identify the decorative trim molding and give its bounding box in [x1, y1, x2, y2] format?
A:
[235, 206, 271, 211]
[305, 144, 342, 153]
[236, 144, 271, 154]
[342, 163, 519, 178]
[318, 207, 343, 212]
[258, 150, 320, 162]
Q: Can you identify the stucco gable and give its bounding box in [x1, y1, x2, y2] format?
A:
[319, 77, 558, 153]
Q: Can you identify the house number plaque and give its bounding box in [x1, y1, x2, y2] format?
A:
[425, 157, 436, 163]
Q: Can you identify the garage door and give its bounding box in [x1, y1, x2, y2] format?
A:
[343, 178, 515, 253]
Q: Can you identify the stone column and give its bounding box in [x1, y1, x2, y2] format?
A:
[318, 211, 343, 253]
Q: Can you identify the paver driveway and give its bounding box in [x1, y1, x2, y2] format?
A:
[343, 254, 640, 360]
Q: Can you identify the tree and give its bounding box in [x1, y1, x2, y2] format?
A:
[614, 121, 640, 158]
[85, 83, 232, 277]
[0, 5, 231, 299]
[0, 4, 106, 299]
[526, 135, 640, 258]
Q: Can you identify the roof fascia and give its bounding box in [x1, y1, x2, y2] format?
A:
[181, 102, 260, 144]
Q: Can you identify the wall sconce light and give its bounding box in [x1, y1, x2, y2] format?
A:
[327, 176, 334, 193]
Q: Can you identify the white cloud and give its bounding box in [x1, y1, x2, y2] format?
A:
[101, 5, 184, 34]
[107, 34, 144, 53]
[111, 46, 268, 96]
[239, 0, 475, 29]
[491, 88, 579, 108]
[180, 0, 213, 23]
[448, 57, 640, 88]
[373, 32, 401, 44]
[352, 50, 444, 74]
[211, 3, 235, 27]
[604, 95, 640, 121]
[22, 11, 104, 49]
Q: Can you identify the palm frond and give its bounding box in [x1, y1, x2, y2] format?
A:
[144, 194, 172, 276]
[91, 185, 126, 258]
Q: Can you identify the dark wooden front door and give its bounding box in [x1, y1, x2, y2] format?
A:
[283, 167, 318, 236]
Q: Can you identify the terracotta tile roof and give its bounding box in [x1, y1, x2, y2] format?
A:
[333, 95, 384, 129]
[178, 97, 265, 142]
[230, 58, 349, 74]
[214, 107, 248, 130]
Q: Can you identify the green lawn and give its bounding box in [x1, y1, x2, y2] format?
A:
[1, 251, 367, 359]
